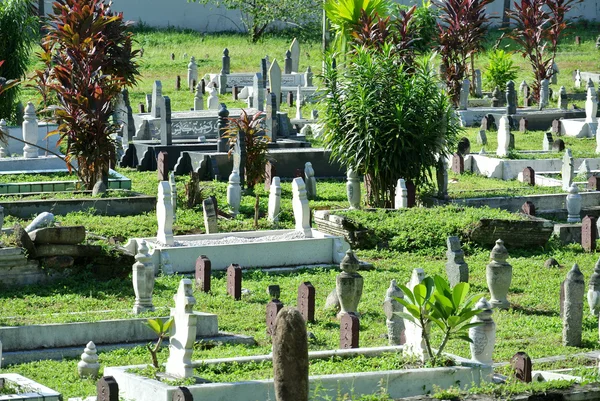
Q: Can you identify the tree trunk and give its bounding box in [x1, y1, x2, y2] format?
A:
[502, 0, 511, 28]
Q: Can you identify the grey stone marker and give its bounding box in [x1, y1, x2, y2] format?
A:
[194, 83, 203, 111]
[336, 250, 363, 318]
[558, 86, 568, 110]
[567, 183, 582, 223]
[266, 92, 278, 142]
[553, 138, 565, 152]
[383, 279, 405, 345]
[486, 239, 512, 310]
[506, 80, 517, 115]
[217, 103, 230, 153]
[469, 298, 495, 365]
[151, 81, 162, 118]
[284, 50, 292, 74]
[474, 69, 482, 97]
[78, 341, 100, 378]
[543, 132, 553, 151]
[458, 79, 469, 110]
[522, 201, 535, 216]
[539, 78, 549, 110]
[304, 66, 313, 87]
[347, 169, 361, 209]
[562, 264, 584, 347]
[436, 159, 448, 200]
[272, 308, 309, 401]
[253, 73, 264, 112]
[511, 352, 532, 382]
[132, 240, 155, 314]
[446, 236, 469, 287]
[562, 149, 574, 191]
[221, 48, 230, 75]
[476, 129, 487, 146]
[202, 198, 218, 234]
[304, 162, 317, 200]
[290, 38, 300, 73]
[587, 258, 600, 320]
[492, 86, 501, 107]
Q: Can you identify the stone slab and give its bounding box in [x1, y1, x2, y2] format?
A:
[34, 244, 103, 258]
[0, 373, 61, 401]
[467, 218, 554, 248]
[29, 226, 86, 245]
[451, 191, 600, 213]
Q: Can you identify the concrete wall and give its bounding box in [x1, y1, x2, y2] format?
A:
[40, 0, 600, 32]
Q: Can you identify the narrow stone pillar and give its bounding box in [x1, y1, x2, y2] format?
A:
[335, 250, 363, 318]
[383, 279, 405, 345]
[165, 279, 198, 378]
[22, 102, 38, 158]
[346, 169, 361, 209]
[469, 298, 495, 365]
[132, 240, 155, 314]
[563, 264, 584, 347]
[486, 239, 512, 310]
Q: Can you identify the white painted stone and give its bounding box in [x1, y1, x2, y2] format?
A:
[77, 341, 100, 378]
[132, 239, 155, 314]
[539, 79, 549, 110]
[292, 177, 312, 238]
[194, 83, 203, 111]
[458, 79, 470, 110]
[296, 85, 303, 120]
[394, 178, 408, 209]
[486, 239, 512, 310]
[469, 298, 495, 365]
[269, 59, 282, 109]
[187, 57, 198, 91]
[161, 250, 174, 275]
[207, 86, 219, 110]
[519, 80, 527, 98]
[474, 70, 482, 97]
[346, 169, 361, 209]
[496, 116, 511, 157]
[227, 169, 241, 216]
[252, 73, 264, 112]
[156, 181, 174, 246]
[563, 264, 584, 346]
[586, 85, 598, 124]
[25, 212, 55, 233]
[383, 279, 405, 346]
[170, 172, 177, 222]
[566, 183, 582, 223]
[575, 70, 582, 88]
[203, 198, 219, 234]
[577, 159, 591, 179]
[558, 86, 568, 110]
[587, 258, 600, 317]
[404, 268, 427, 361]
[0, 119, 8, 157]
[562, 149, 574, 191]
[267, 176, 281, 222]
[22, 102, 38, 158]
[290, 38, 300, 73]
[304, 162, 317, 200]
[151, 80, 163, 118]
[165, 279, 198, 378]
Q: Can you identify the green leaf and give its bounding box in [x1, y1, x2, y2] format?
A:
[452, 282, 470, 308]
[414, 283, 427, 306]
[145, 318, 161, 334]
[456, 335, 474, 344]
[394, 311, 419, 326]
[398, 284, 415, 304]
[162, 317, 174, 333]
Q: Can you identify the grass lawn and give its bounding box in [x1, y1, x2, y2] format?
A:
[3, 22, 600, 400]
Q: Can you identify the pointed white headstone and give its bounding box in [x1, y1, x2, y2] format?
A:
[165, 279, 198, 378]
[269, 59, 282, 109]
[290, 38, 300, 73]
[292, 177, 311, 237]
[156, 181, 174, 246]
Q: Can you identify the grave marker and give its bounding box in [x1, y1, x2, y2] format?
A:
[284, 50, 292, 74]
[176, 75, 181, 91]
[165, 279, 197, 378]
[221, 48, 230, 75]
[156, 182, 174, 246]
[395, 178, 408, 209]
[132, 240, 155, 314]
[457, 137, 471, 155]
[340, 312, 359, 349]
[543, 132, 553, 151]
[292, 177, 312, 237]
[486, 239, 512, 310]
[582, 215, 597, 252]
[172, 387, 193, 401]
[552, 119, 562, 134]
[304, 162, 317, 200]
[458, 79, 469, 110]
[506, 80, 517, 115]
[227, 264, 242, 300]
[195, 255, 211, 293]
[266, 299, 284, 337]
[446, 236, 469, 287]
[297, 282, 315, 323]
[265, 161, 277, 190]
[563, 264, 584, 346]
[347, 169, 361, 209]
[553, 138, 565, 152]
[267, 285, 281, 299]
[521, 201, 535, 216]
[522, 167, 535, 186]
[451, 152, 464, 174]
[187, 57, 198, 91]
[480, 116, 489, 131]
[383, 279, 405, 345]
[268, 176, 282, 222]
[202, 198, 218, 234]
[290, 38, 300, 72]
[157, 152, 169, 181]
[269, 59, 282, 109]
[511, 352, 532, 383]
[287, 91, 294, 107]
[468, 298, 496, 366]
[496, 116, 511, 157]
[562, 148, 574, 190]
[22, 103, 38, 159]
[97, 376, 119, 401]
[519, 117, 528, 132]
[567, 183, 582, 223]
[476, 129, 487, 146]
[588, 175, 600, 191]
[558, 86, 568, 110]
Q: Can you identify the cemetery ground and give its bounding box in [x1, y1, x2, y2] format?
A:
[5, 25, 600, 400]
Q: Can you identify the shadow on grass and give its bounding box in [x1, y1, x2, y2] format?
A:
[511, 304, 559, 317]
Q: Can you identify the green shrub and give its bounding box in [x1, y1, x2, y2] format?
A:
[397, 1, 438, 53]
[483, 49, 519, 91]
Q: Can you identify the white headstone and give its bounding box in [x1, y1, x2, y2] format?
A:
[403, 268, 427, 361]
[562, 148, 574, 191]
[22, 102, 38, 158]
[458, 79, 470, 110]
[77, 341, 100, 378]
[539, 78, 549, 110]
[496, 116, 511, 157]
[207, 86, 219, 110]
[474, 70, 482, 97]
[227, 169, 241, 216]
[295, 86, 303, 120]
[290, 38, 300, 73]
[0, 119, 7, 157]
[156, 181, 174, 246]
[169, 172, 177, 222]
[469, 298, 495, 365]
[586, 85, 598, 124]
[151, 81, 163, 118]
[394, 179, 408, 209]
[304, 162, 317, 200]
[268, 176, 282, 222]
[558, 86, 568, 110]
[187, 56, 198, 91]
[194, 83, 204, 111]
[346, 169, 361, 209]
[25, 212, 54, 233]
[566, 183, 582, 223]
[132, 239, 155, 314]
[575, 70, 582, 88]
[165, 279, 198, 378]
[292, 177, 312, 237]
[269, 59, 282, 109]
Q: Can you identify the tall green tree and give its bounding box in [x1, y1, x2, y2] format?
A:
[187, 0, 321, 42]
[0, 0, 37, 123]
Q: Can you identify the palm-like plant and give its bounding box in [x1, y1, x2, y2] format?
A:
[395, 275, 482, 366]
[325, 0, 392, 54]
[145, 317, 174, 369]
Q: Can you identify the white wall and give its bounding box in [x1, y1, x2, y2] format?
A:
[41, 0, 600, 32]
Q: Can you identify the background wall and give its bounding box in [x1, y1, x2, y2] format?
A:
[41, 0, 600, 32]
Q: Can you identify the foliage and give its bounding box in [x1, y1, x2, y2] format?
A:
[506, 0, 581, 101]
[395, 275, 482, 366]
[483, 49, 519, 91]
[34, 0, 140, 189]
[187, 0, 321, 42]
[325, 0, 392, 54]
[0, 0, 37, 123]
[396, 0, 438, 53]
[0, 61, 20, 97]
[321, 47, 459, 207]
[145, 317, 174, 368]
[435, 0, 493, 106]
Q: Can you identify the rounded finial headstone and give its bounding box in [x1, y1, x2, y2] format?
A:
[340, 250, 360, 274]
[490, 239, 508, 263]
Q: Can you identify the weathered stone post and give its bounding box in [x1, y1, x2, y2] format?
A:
[469, 298, 495, 365]
[335, 250, 363, 318]
[347, 169, 361, 209]
[132, 240, 155, 314]
[383, 279, 405, 345]
[563, 264, 584, 347]
[165, 279, 198, 378]
[22, 102, 38, 158]
[486, 239, 512, 310]
[446, 236, 469, 287]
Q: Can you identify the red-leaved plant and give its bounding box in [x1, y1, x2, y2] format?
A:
[34, 0, 139, 189]
[507, 0, 581, 101]
[435, 0, 493, 107]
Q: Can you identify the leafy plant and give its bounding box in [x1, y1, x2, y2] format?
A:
[325, 0, 392, 54]
[0, 0, 37, 123]
[506, 0, 581, 101]
[35, 0, 140, 189]
[435, 0, 493, 107]
[395, 275, 482, 366]
[483, 49, 519, 91]
[397, 0, 438, 53]
[187, 0, 321, 42]
[224, 109, 269, 227]
[145, 317, 174, 369]
[321, 47, 459, 207]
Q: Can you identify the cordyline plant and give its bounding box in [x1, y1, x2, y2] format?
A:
[34, 0, 139, 189]
[507, 0, 581, 101]
[435, 0, 493, 107]
[395, 275, 483, 367]
[224, 110, 269, 227]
